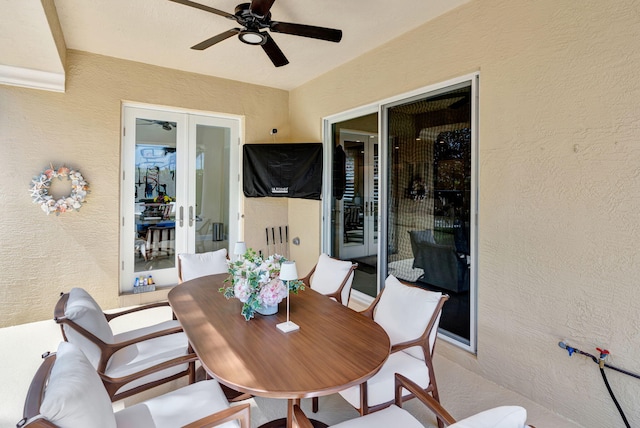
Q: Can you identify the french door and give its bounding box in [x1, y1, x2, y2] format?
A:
[338, 130, 379, 259]
[120, 105, 240, 293]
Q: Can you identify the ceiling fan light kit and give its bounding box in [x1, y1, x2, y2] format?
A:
[169, 0, 342, 67]
[238, 30, 267, 45]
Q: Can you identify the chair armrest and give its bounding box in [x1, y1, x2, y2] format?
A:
[100, 352, 198, 386]
[394, 373, 456, 425]
[104, 301, 171, 322]
[19, 352, 57, 427]
[182, 403, 251, 428]
[59, 316, 185, 369]
[107, 324, 184, 350]
[292, 404, 315, 428]
[359, 290, 384, 319]
[322, 263, 358, 304]
[300, 264, 317, 288]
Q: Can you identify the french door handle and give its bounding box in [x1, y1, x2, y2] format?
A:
[365, 201, 368, 217]
[179, 206, 184, 227]
[189, 206, 194, 227]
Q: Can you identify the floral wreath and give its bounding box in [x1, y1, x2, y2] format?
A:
[29, 165, 89, 215]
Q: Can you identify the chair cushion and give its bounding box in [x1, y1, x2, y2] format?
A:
[311, 253, 354, 304]
[179, 249, 228, 282]
[339, 350, 429, 409]
[107, 320, 189, 395]
[114, 379, 238, 428]
[64, 288, 114, 368]
[449, 406, 527, 428]
[374, 275, 443, 360]
[330, 405, 422, 428]
[40, 341, 117, 428]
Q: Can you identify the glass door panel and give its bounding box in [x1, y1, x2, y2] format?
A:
[338, 131, 378, 261]
[329, 116, 379, 298]
[385, 81, 474, 344]
[191, 122, 231, 254]
[133, 119, 178, 275]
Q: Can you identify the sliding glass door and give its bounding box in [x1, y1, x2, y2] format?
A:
[324, 74, 478, 350]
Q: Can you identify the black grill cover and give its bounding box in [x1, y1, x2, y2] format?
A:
[243, 143, 323, 200]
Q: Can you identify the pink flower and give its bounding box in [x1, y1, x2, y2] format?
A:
[234, 280, 251, 303]
[259, 278, 287, 306]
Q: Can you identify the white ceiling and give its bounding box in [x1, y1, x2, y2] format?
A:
[3, 0, 470, 91]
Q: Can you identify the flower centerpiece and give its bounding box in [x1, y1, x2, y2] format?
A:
[220, 248, 304, 320]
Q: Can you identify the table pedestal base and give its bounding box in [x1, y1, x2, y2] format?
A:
[258, 418, 327, 428]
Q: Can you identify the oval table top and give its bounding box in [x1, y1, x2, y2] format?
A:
[168, 273, 390, 400]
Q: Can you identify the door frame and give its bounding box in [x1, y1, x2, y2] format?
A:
[322, 105, 380, 305]
[322, 72, 479, 353]
[120, 102, 243, 294]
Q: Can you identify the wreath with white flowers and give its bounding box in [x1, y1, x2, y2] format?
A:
[29, 165, 89, 215]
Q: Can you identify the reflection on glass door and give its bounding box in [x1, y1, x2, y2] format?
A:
[121, 106, 239, 293]
[385, 80, 475, 345]
[329, 113, 379, 299]
[132, 118, 178, 276]
[339, 131, 378, 259]
[190, 120, 232, 255]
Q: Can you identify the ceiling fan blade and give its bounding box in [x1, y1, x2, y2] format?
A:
[261, 33, 289, 67]
[249, 0, 276, 18]
[270, 21, 342, 43]
[191, 29, 240, 50]
[168, 0, 235, 20]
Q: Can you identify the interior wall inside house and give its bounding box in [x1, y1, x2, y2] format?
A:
[0, 50, 289, 327]
[289, 0, 640, 426]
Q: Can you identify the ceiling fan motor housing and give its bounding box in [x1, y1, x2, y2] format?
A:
[171, 0, 341, 67]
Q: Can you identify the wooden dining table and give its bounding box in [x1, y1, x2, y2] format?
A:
[168, 273, 390, 428]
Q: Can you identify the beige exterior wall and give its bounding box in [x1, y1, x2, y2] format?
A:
[0, 50, 289, 326]
[289, 0, 640, 426]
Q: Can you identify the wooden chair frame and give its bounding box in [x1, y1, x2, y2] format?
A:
[18, 352, 251, 428]
[294, 374, 450, 428]
[300, 259, 358, 305]
[53, 292, 196, 402]
[355, 281, 448, 417]
[295, 373, 536, 428]
[310, 279, 448, 417]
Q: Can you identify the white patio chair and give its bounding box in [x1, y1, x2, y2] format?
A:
[300, 253, 357, 306]
[54, 287, 195, 401]
[294, 374, 534, 428]
[178, 248, 229, 283]
[18, 341, 250, 428]
[336, 275, 449, 421]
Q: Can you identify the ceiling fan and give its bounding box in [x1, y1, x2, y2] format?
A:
[169, 0, 343, 67]
[137, 119, 176, 130]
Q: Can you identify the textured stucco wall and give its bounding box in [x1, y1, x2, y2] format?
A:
[289, 0, 640, 426]
[0, 50, 289, 326]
